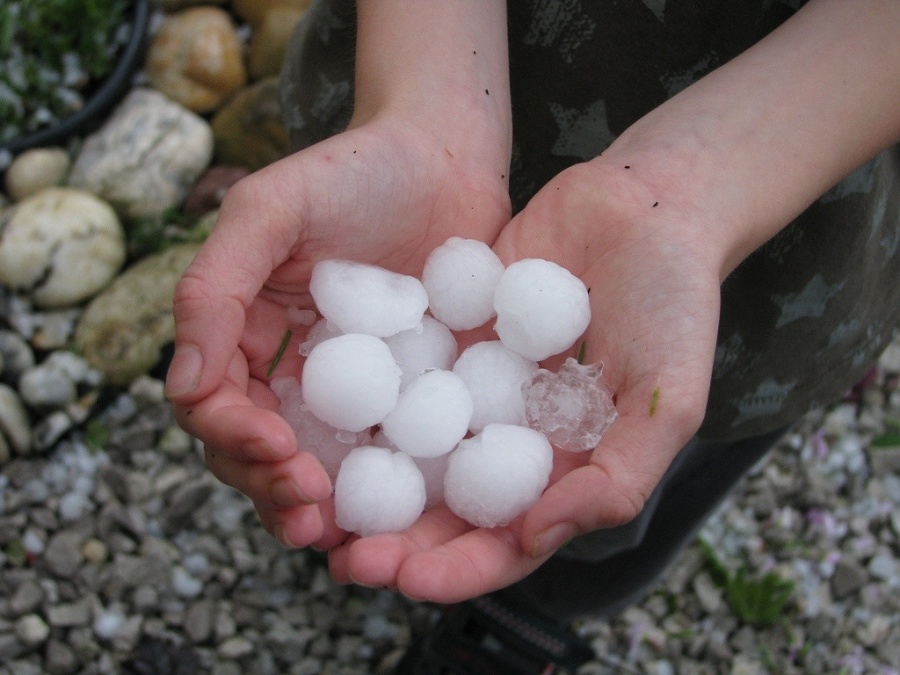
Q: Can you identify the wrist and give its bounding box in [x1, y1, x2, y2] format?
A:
[351, 1, 512, 172]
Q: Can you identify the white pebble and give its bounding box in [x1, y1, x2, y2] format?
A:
[422, 237, 505, 330]
[383, 316, 458, 390]
[452, 340, 538, 433]
[93, 608, 126, 640]
[172, 566, 204, 598]
[493, 258, 591, 361]
[335, 446, 426, 536]
[59, 492, 92, 521]
[381, 370, 473, 458]
[301, 334, 402, 432]
[310, 259, 429, 337]
[444, 424, 553, 528]
[16, 614, 50, 645]
[271, 376, 367, 479]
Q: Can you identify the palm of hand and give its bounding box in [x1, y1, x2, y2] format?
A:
[171, 119, 510, 551]
[327, 162, 724, 603]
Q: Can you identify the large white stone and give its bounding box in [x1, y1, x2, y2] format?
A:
[0, 188, 126, 307]
[68, 88, 213, 221]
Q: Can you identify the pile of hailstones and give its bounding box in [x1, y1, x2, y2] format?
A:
[271, 237, 617, 537]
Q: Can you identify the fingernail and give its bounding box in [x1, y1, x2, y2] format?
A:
[532, 522, 578, 558]
[165, 345, 202, 397]
[276, 525, 297, 548]
[270, 476, 310, 507]
[243, 438, 292, 461]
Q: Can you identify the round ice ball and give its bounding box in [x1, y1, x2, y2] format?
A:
[444, 424, 553, 528]
[381, 369, 473, 458]
[383, 316, 458, 390]
[421, 237, 506, 330]
[335, 446, 427, 536]
[493, 258, 591, 361]
[309, 259, 429, 337]
[452, 340, 538, 433]
[301, 334, 402, 432]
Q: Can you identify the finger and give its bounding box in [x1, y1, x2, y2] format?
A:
[329, 505, 471, 587]
[521, 397, 702, 559]
[166, 171, 305, 403]
[393, 524, 554, 603]
[255, 500, 326, 549]
[311, 499, 351, 553]
[203, 442, 331, 506]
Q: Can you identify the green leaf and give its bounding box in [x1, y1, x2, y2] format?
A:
[84, 419, 109, 451]
[4, 539, 27, 567]
[871, 433, 900, 448]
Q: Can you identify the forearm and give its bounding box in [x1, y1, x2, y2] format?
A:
[597, 0, 900, 278]
[352, 0, 512, 171]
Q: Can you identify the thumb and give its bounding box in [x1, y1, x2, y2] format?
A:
[165, 171, 303, 402]
[521, 375, 706, 559]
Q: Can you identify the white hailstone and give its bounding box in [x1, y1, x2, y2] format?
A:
[444, 424, 553, 528]
[452, 340, 538, 433]
[493, 258, 591, 361]
[271, 376, 368, 480]
[421, 237, 505, 330]
[381, 369, 473, 458]
[383, 316, 458, 390]
[309, 259, 429, 337]
[335, 446, 426, 536]
[299, 318, 343, 356]
[523, 358, 618, 452]
[370, 430, 449, 510]
[301, 334, 402, 432]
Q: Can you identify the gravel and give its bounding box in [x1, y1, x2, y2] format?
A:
[0, 329, 896, 674]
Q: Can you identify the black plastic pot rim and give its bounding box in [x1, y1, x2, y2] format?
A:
[0, 0, 152, 157]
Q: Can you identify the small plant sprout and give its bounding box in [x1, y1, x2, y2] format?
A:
[266, 329, 293, 378]
[699, 539, 795, 628]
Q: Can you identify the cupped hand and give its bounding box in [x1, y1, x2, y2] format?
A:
[166, 117, 511, 550]
[328, 158, 726, 602]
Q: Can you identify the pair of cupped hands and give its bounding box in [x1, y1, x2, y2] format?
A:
[165, 115, 724, 604]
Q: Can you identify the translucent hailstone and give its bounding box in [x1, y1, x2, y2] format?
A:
[383, 316, 458, 390]
[381, 369, 473, 458]
[443, 424, 553, 528]
[309, 259, 429, 337]
[299, 318, 343, 356]
[335, 446, 426, 536]
[270, 376, 368, 479]
[421, 237, 505, 330]
[493, 258, 591, 361]
[301, 334, 402, 432]
[452, 340, 538, 433]
[522, 358, 618, 453]
[287, 306, 317, 326]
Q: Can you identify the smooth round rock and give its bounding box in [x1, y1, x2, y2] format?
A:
[74, 243, 201, 386]
[0, 188, 125, 307]
[4, 147, 71, 202]
[146, 7, 247, 114]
